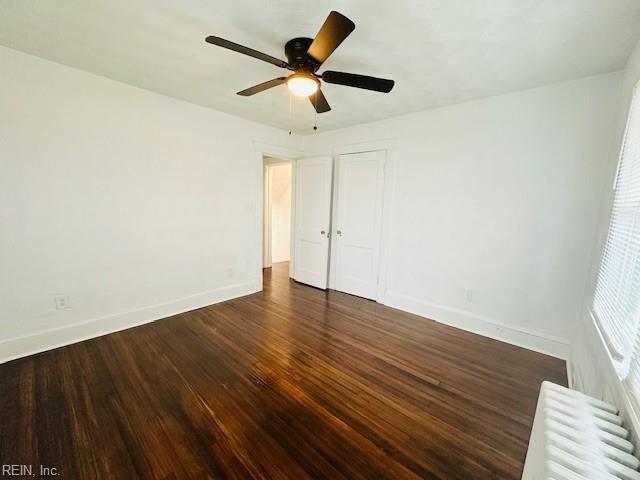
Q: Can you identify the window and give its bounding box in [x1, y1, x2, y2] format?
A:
[593, 83, 640, 378]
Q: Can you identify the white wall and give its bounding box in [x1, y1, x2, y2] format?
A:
[270, 164, 292, 263]
[306, 72, 622, 358]
[570, 39, 640, 439]
[0, 41, 627, 368]
[0, 46, 302, 362]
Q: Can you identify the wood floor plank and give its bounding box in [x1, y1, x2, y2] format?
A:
[0, 262, 566, 479]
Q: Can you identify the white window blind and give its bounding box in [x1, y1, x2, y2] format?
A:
[593, 83, 640, 376]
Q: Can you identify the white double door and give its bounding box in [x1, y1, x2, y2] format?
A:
[292, 151, 386, 300]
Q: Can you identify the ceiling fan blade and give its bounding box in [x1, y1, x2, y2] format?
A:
[237, 78, 286, 96]
[307, 11, 355, 66]
[205, 36, 289, 69]
[321, 71, 395, 93]
[309, 89, 331, 113]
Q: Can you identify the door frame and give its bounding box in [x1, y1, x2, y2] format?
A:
[329, 139, 397, 303]
[254, 142, 302, 290]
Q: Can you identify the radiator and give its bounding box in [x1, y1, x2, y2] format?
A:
[522, 381, 640, 480]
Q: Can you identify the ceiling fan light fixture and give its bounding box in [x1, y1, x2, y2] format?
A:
[286, 73, 319, 97]
[205, 11, 394, 114]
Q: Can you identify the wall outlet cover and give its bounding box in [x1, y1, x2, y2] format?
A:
[54, 294, 70, 310]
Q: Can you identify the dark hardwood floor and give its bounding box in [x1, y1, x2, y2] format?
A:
[0, 262, 566, 479]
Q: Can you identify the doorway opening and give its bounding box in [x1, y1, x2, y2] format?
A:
[263, 157, 293, 270]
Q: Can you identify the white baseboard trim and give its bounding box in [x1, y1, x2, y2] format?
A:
[382, 291, 570, 359]
[0, 279, 261, 364]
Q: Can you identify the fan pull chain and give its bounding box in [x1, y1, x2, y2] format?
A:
[313, 91, 318, 132]
[288, 90, 293, 135]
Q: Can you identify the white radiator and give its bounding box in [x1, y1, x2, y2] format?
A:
[522, 381, 640, 480]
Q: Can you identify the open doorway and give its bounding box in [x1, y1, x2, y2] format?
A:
[263, 157, 293, 270]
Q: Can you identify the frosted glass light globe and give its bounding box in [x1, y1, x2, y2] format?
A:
[287, 74, 319, 97]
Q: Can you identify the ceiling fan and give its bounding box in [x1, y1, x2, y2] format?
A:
[205, 11, 395, 114]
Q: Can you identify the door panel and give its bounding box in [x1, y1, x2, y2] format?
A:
[334, 151, 385, 300]
[293, 157, 333, 289]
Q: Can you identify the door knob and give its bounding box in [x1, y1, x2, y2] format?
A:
[337, 230, 342, 236]
[320, 230, 326, 235]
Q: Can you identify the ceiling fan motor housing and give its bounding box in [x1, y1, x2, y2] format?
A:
[285, 37, 317, 71]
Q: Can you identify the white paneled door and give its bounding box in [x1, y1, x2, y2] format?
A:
[293, 157, 333, 289]
[334, 151, 386, 300]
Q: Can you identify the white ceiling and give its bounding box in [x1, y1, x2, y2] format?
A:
[2, 0, 640, 134]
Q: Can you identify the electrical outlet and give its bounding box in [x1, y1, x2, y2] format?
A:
[464, 288, 473, 301]
[54, 294, 70, 310]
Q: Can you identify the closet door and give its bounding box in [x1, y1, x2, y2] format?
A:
[293, 157, 333, 289]
[334, 150, 386, 300]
